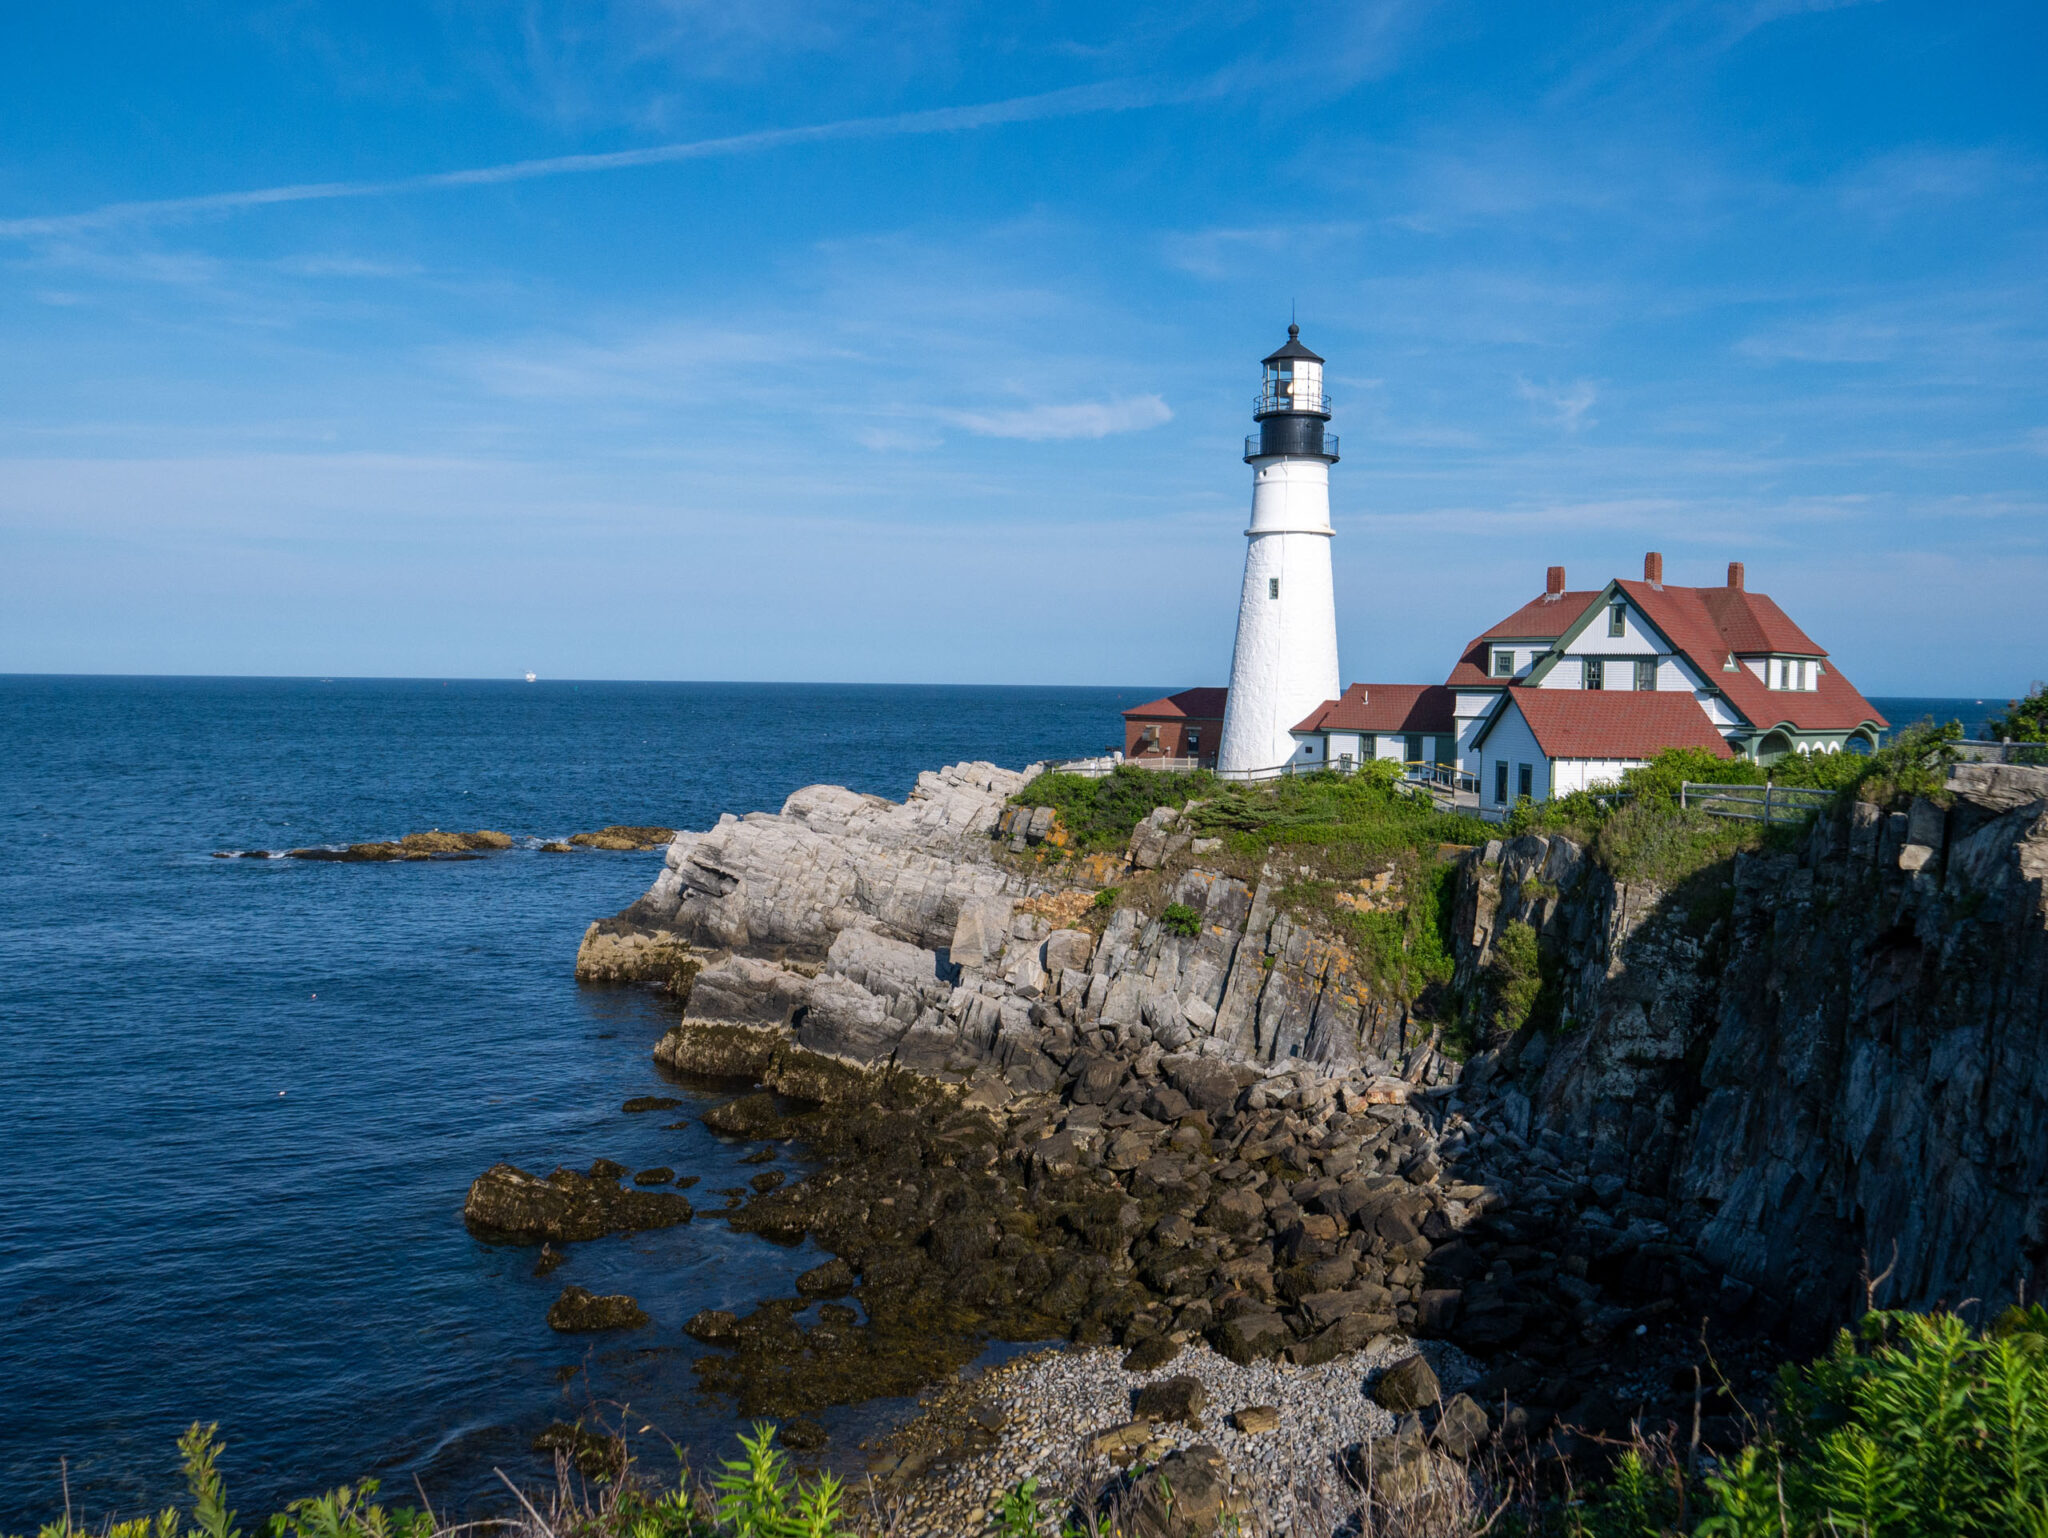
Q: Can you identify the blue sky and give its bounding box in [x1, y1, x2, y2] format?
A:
[1, 1, 2042, 693]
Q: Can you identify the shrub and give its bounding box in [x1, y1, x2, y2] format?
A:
[1159, 903, 1201, 937]
[1091, 886, 1120, 910]
[1488, 920, 1543, 1034]
[1009, 767, 1213, 852]
[1987, 683, 2048, 744]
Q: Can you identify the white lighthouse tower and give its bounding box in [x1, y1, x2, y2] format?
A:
[1216, 324, 1341, 776]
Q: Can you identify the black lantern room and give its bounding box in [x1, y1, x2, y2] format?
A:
[1247, 324, 1337, 462]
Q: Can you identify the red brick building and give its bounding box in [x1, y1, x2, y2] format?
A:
[1122, 687, 1227, 766]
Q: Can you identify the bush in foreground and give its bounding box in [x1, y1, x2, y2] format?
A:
[12, 1423, 855, 1538]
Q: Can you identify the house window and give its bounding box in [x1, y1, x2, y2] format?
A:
[1185, 729, 1200, 753]
[1724, 653, 1738, 672]
[1584, 658, 1604, 690]
[1492, 648, 1514, 677]
[1770, 658, 1784, 690]
[1517, 763, 1533, 800]
[1493, 762, 1509, 805]
[1635, 659, 1657, 691]
[1361, 733, 1376, 757]
[1608, 605, 1626, 637]
[1269, 577, 1279, 599]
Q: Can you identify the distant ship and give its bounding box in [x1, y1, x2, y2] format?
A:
[525, 672, 537, 683]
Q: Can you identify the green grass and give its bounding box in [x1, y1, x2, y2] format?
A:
[1012, 763, 1490, 876]
[12, 1424, 856, 1538]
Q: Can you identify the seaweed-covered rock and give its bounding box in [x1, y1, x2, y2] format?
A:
[463, 1161, 692, 1242]
[546, 1285, 648, 1332]
[570, 826, 675, 850]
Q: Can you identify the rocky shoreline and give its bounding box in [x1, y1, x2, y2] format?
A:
[472, 754, 2048, 1529]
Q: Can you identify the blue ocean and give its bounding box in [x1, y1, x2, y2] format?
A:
[0, 677, 1154, 1530]
[0, 678, 2007, 1527]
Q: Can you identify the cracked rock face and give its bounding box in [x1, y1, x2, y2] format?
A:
[594, 761, 1455, 1098]
[1456, 764, 2048, 1323]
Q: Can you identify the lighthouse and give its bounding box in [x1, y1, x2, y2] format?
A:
[1216, 324, 1342, 776]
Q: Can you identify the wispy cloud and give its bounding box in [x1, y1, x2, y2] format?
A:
[0, 79, 1168, 242]
[1516, 377, 1599, 431]
[944, 395, 1173, 440]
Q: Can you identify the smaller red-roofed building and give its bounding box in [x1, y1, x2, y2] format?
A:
[1471, 690, 1735, 805]
[1284, 683, 1459, 772]
[1121, 687, 1227, 766]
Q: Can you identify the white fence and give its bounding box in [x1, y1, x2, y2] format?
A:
[1680, 781, 1833, 825]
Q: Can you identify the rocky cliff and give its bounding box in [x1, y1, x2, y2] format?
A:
[581, 761, 1450, 1098]
[1451, 762, 2048, 1326]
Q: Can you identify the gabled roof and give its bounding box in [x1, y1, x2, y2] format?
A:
[1444, 591, 1603, 687]
[1476, 690, 1735, 761]
[1123, 687, 1227, 722]
[1445, 572, 1888, 735]
[1610, 580, 1885, 734]
[1292, 684, 1456, 735]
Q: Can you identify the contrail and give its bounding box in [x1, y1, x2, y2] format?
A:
[0, 79, 1159, 241]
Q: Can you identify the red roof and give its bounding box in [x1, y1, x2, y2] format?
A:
[1443, 573, 1887, 735]
[1445, 591, 1603, 687]
[1481, 690, 1736, 761]
[1612, 580, 1885, 734]
[1123, 686, 1227, 722]
[1292, 683, 1456, 735]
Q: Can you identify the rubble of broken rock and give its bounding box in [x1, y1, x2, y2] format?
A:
[652, 1022, 1777, 1470]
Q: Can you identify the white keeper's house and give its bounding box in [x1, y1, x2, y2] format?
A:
[1121, 326, 1889, 812]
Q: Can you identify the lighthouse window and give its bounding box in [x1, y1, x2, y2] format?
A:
[1268, 577, 1279, 599]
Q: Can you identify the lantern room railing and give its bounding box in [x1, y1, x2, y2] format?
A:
[1253, 385, 1330, 415]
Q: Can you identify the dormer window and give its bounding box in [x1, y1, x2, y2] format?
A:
[1492, 647, 1515, 678]
[1608, 605, 1626, 638]
[1724, 653, 1738, 672]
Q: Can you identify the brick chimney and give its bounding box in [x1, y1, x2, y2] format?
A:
[1644, 551, 1664, 585]
[1546, 565, 1566, 595]
[1727, 561, 1745, 590]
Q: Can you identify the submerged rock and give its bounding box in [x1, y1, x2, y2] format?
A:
[463, 1160, 692, 1242]
[286, 830, 511, 862]
[570, 826, 676, 850]
[546, 1285, 648, 1332]
[532, 1421, 621, 1477]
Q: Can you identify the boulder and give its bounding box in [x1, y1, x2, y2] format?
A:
[1208, 1311, 1291, 1365]
[1434, 1393, 1492, 1459]
[1131, 1445, 1245, 1538]
[546, 1285, 648, 1332]
[1133, 1374, 1208, 1427]
[1230, 1405, 1280, 1435]
[463, 1162, 692, 1242]
[1372, 1353, 1442, 1413]
[684, 1308, 739, 1343]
